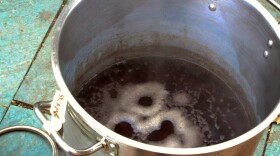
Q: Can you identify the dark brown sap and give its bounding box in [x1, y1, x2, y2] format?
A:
[75, 56, 254, 148]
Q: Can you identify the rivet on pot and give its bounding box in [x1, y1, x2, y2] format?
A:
[264, 50, 270, 59]
[209, 3, 216, 11]
[268, 40, 274, 48]
[109, 143, 116, 149]
[96, 137, 102, 142]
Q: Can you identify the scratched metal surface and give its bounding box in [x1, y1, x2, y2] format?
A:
[0, 0, 279, 155]
[0, 0, 63, 120]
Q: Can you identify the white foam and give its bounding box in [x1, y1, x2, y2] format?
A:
[116, 82, 168, 116]
[107, 107, 202, 147]
[89, 81, 233, 147]
[173, 92, 192, 106]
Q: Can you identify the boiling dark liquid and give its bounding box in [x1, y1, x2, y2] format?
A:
[76, 56, 254, 148]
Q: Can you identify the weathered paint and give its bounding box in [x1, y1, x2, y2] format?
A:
[254, 128, 269, 156]
[258, 0, 280, 22]
[0, 105, 52, 156]
[265, 124, 280, 156]
[0, 0, 63, 120]
[0, 107, 6, 124]
[14, 29, 59, 105]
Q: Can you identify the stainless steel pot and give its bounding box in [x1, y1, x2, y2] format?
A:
[34, 0, 280, 155]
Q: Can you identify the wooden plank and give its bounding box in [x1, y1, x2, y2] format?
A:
[0, 0, 63, 120]
[14, 29, 59, 105]
[0, 107, 6, 122]
[0, 105, 52, 156]
[254, 128, 269, 156]
[264, 124, 280, 156]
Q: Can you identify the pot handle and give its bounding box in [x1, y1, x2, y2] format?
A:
[34, 101, 108, 156]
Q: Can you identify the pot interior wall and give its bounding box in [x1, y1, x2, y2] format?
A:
[58, 0, 280, 132]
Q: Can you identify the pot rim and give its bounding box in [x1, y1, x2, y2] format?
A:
[51, 0, 280, 155]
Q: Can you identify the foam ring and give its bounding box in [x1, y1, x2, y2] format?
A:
[107, 109, 201, 148]
[118, 82, 168, 116]
[105, 82, 201, 147]
[106, 112, 138, 131]
[141, 109, 201, 147]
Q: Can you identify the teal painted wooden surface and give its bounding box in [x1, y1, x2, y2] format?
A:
[0, 105, 52, 156]
[0, 108, 6, 121]
[258, 0, 280, 22]
[0, 0, 63, 120]
[265, 124, 280, 156]
[14, 29, 59, 105]
[254, 128, 269, 156]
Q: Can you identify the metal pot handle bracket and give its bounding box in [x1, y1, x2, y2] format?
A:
[34, 101, 118, 156]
